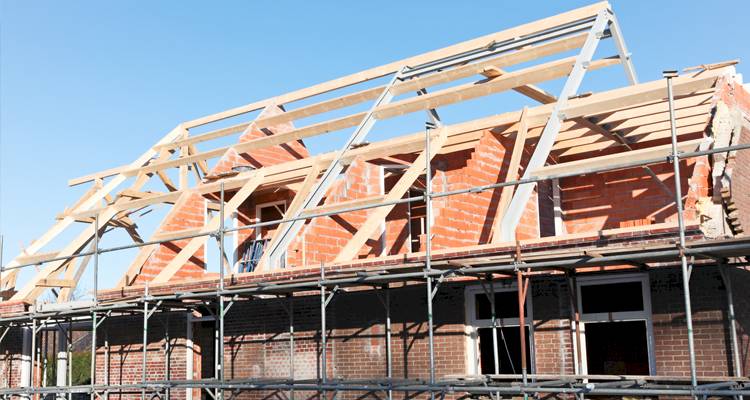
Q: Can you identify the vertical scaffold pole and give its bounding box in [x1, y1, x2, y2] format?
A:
[141, 285, 149, 400]
[218, 183, 226, 400]
[320, 262, 327, 400]
[385, 284, 392, 400]
[30, 318, 36, 399]
[719, 264, 743, 379]
[90, 214, 99, 400]
[486, 276, 500, 400]
[288, 294, 295, 400]
[424, 124, 436, 398]
[68, 319, 73, 400]
[517, 269, 529, 399]
[664, 70, 698, 390]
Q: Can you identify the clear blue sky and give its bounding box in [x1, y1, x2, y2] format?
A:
[1, 0, 748, 294]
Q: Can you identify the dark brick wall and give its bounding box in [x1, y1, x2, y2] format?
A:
[3, 267, 748, 397]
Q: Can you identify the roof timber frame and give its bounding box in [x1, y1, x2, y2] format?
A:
[2, 66, 725, 302]
[68, 2, 610, 185]
[263, 6, 629, 267]
[0, 2, 731, 304]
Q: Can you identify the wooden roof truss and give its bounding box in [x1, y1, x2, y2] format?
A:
[0, 2, 731, 304]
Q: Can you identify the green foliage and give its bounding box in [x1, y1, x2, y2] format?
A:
[44, 351, 91, 386]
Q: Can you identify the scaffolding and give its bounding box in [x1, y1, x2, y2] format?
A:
[0, 2, 749, 399]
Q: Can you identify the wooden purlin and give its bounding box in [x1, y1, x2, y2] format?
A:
[116, 54, 617, 179]
[532, 139, 705, 178]
[180, 2, 609, 130]
[68, 28, 597, 186]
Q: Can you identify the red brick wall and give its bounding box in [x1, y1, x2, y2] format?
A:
[531, 278, 577, 374]
[286, 158, 383, 266]
[133, 105, 310, 283]
[137, 191, 208, 283]
[95, 313, 188, 400]
[650, 267, 739, 376]
[560, 159, 704, 233]
[431, 131, 540, 248]
[730, 124, 750, 233]
[0, 328, 23, 388]
[727, 266, 750, 376]
[2, 267, 744, 393]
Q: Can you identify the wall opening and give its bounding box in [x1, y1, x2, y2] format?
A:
[577, 274, 655, 375]
[478, 326, 531, 374]
[584, 320, 649, 374]
[465, 284, 535, 375]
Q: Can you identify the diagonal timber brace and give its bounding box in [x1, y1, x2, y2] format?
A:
[150, 171, 265, 283]
[264, 67, 409, 268]
[334, 128, 448, 262]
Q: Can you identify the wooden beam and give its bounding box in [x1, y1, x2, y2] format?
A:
[533, 138, 705, 178]
[557, 123, 707, 158]
[116, 191, 198, 287]
[151, 33, 590, 154]
[492, 107, 530, 243]
[121, 56, 619, 178]
[334, 128, 448, 262]
[391, 33, 589, 96]
[254, 162, 324, 272]
[150, 171, 265, 283]
[59, 241, 95, 301]
[374, 56, 619, 120]
[481, 67, 558, 103]
[256, 86, 385, 129]
[300, 194, 388, 217]
[16, 251, 64, 265]
[68, 165, 128, 187]
[156, 170, 178, 191]
[153, 121, 252, 152]
[181, 2, 608, 129]
[8, 143, 180, 300]
[36, 279, 76, 288]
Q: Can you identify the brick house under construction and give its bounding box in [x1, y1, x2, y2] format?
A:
[1, 2, 750, 399]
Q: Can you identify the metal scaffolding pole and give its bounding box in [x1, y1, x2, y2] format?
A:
[664, 70, 698, 390]
[320, 262, 328, 400]
[30, 318, 36, 399]
[141, 286, 149, 400]
[218, 183, 226, 400]
[90, 214, 99, 400]
[718, 264, 743, 379]
[68, 319, 72, 400]
[566, 272, 583, 376]
[424, 123, 437, 400]
[288, 294, 295, 400]
[104, 330, 109, 400]
[517, 268, 530, 399]
[384, 285, 392, 400]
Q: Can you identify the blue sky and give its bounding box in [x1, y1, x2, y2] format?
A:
[1, 0, 748, 294]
